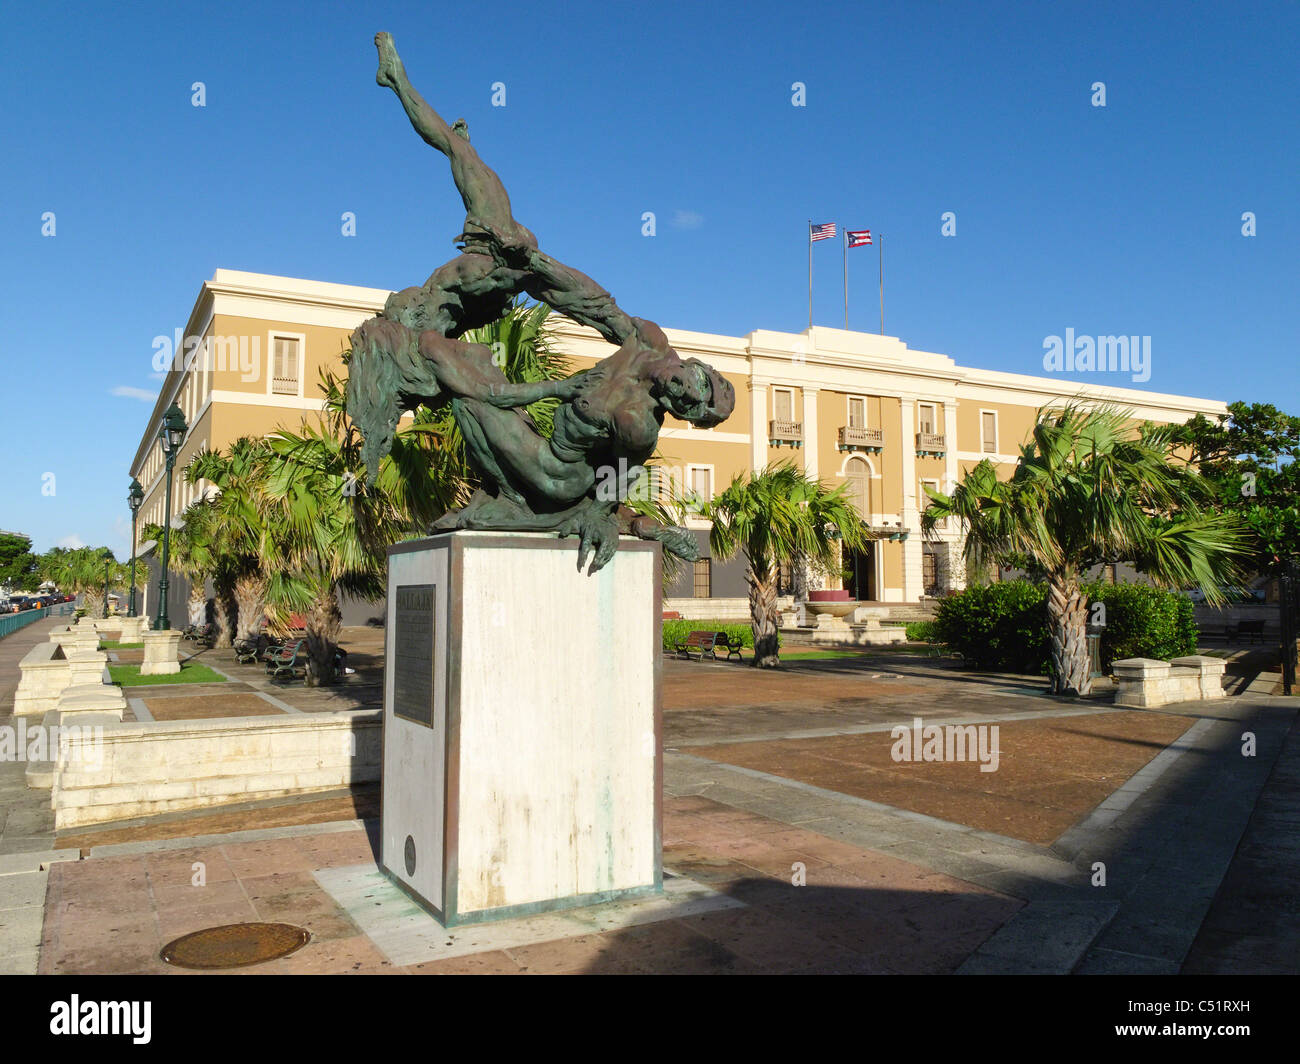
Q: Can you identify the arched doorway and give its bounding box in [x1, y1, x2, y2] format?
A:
[841, 457, 876, 601]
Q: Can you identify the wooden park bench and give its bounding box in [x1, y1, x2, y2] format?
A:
[674, 630, 747, 663]
[265, 639, 308, 683]
[233, 637, 263, 665]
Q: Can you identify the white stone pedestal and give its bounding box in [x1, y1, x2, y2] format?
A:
[381, 531, 662, 927]
[141, 629, 182, 675]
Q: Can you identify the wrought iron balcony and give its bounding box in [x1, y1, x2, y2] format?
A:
[769, 419, 803, 447]
[838, 425, 885, 452]
[915, 432, 947, 455]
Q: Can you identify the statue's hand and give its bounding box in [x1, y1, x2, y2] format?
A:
[572, 508, 619, 575]
[554, 375, 592, 401]
[654, 524, 699, 563]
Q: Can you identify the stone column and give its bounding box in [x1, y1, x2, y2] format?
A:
[802, 387, 819, 481]
[748, 381, 768, 473]
[898, 398, 924, 602]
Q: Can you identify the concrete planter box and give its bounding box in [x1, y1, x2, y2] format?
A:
[1113, 655, 1227, 707]
[51, 711, 382, 829]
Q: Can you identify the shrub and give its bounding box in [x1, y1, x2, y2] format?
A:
[905, 620, 942, 642]
[1086, 581, 1198, 668]
[934, 582, 1051, 673]
[661, 618, 777, 652]
[935, 579, 1200, 675]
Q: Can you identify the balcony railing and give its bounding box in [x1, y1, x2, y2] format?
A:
[769, 419, 803, 447]
[915, 432, 947, 455]
[838, 425, 884, 452]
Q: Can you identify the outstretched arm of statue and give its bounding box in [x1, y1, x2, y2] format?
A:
[522, 249, 637, 347]
[481, 377, 584, 408]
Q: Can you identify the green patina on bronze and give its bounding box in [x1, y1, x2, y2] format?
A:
[347, 33, 735, 574]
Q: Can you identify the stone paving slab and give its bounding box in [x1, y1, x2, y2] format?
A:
[39, 799, 1025, 974]
[314, 864, 744, 967]
[686, 711, 1197, 845]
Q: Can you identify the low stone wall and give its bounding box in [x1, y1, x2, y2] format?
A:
[12, 642, 73, 717]
[1113, 655, 1227, 708]
[51, 710, 382, 830]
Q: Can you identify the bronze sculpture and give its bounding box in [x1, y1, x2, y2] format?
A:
[348, 33, 735, 573]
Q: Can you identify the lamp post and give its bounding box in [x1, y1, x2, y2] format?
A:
[153, 402, 188, 632]
[128, 478, 143, 617]
[103, 556, 111, 619]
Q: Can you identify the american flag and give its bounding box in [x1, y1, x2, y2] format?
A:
[846, 229, 872, 247]
[809, 222, 836, 242]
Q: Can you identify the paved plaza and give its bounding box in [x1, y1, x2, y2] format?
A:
[3, 614, 1297, 975]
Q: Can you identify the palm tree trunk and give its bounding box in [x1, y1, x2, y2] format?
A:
[233, 572, 267, 643]
[1047, 575, 1091, 695]
[749, 562, 781, 668]
[212, 573, 237, 648]
[187, 584, 207, 628]
[304, 589, 342, 687]
[82, 588, 105, 619]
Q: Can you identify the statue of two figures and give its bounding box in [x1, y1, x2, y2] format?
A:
[347, 33, 735, 574]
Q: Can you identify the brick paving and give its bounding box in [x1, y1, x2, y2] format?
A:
[40, 799, 1023, 975]
[688, 711, 1197, 844]
[6, 615, 1298, 974]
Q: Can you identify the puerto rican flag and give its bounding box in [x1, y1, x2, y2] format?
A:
[809, 222, 836, 242]
[846, 229, 872, 247]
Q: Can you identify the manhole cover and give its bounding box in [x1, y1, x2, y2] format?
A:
[160, 923, 311, 969]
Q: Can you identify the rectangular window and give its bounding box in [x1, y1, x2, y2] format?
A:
[848, 396, 865, 429]
[921, 479, 945, 529]
[981, 411, 998, 454]
[272, 336, 301, 395]
[918, 403, 936, 434]
[773, 389, 793, 422]
[688, 465, 712, 510]
[693, 558, 712, 598]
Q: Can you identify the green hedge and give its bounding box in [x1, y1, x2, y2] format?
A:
[934, 582, 1052, 672]
[905, 620, 942, 643]
[1089, 581, 1198, 668]
[933, 580, 1198, 674]
[661, 618, 777, 652]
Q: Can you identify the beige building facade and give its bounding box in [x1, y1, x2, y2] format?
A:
[129, 270, 1228, 607]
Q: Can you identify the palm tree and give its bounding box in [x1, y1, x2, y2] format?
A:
[259, 369, 460, 685]
[40, 547, 116, 617]
[142, 500, 220, 628]
[921, 404, 1252, 695]
[187, 438, 275, 645]
[705, 462, 871, 667]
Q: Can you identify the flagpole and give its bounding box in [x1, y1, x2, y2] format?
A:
[807, 220, 812, 330]
[878, 232, 885, 335]
[842, 229, 848, 330]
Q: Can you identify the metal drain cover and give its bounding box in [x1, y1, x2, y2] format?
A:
[161, 922, 311, 969]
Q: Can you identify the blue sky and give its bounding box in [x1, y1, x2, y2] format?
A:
[1, 0, 1296, 557]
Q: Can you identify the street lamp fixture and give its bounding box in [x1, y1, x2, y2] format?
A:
[153, 402, 188, 632]
[127, 477, 143, 617]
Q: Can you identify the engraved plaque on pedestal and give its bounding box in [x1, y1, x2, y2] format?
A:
[393, 583, 435, 727]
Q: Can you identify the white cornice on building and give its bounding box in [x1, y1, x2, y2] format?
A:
[129, 269, 1230, 478]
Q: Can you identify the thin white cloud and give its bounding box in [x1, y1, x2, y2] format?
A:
[671, 209, 704, 230]
[57, 534, 86, 549]
[111, 385, 159, 402]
